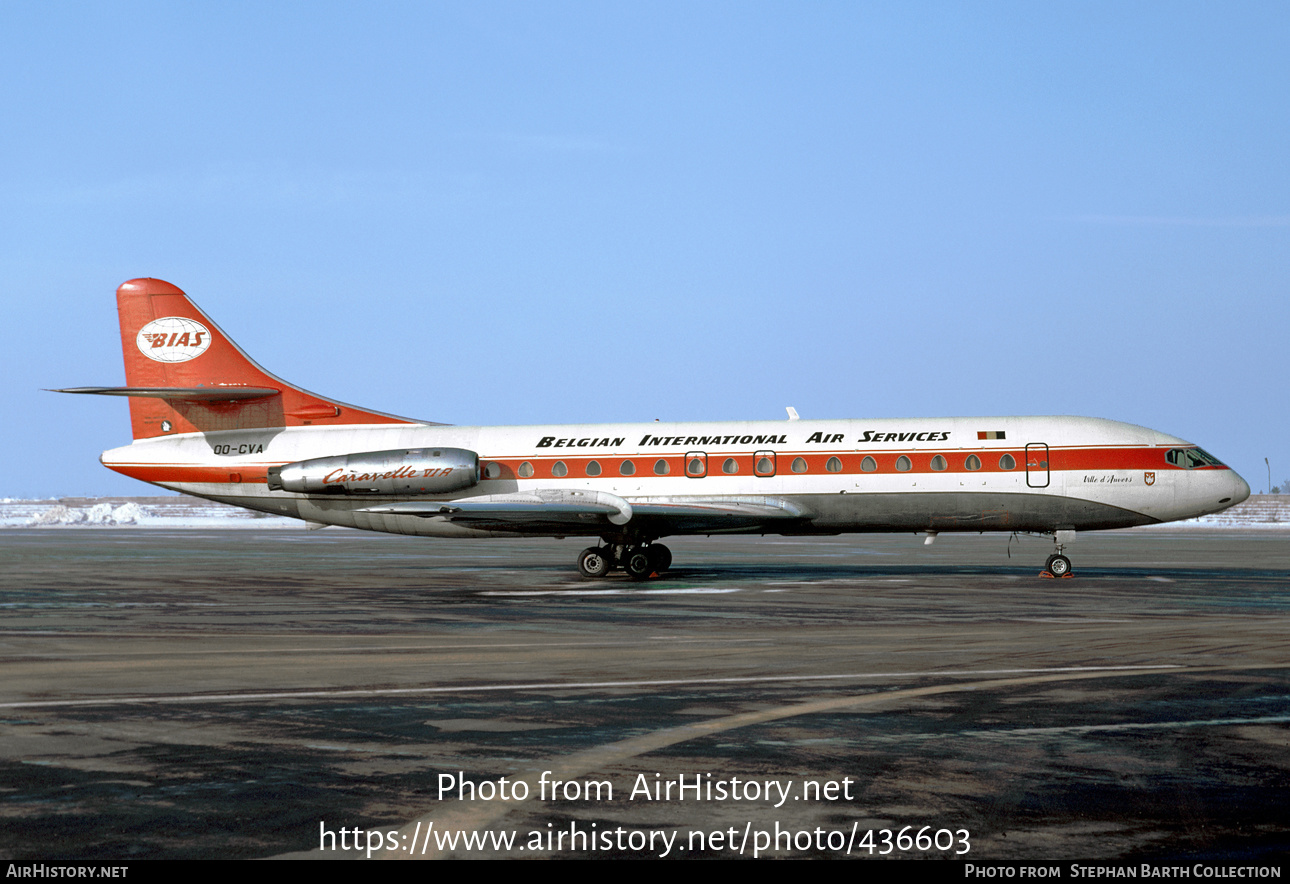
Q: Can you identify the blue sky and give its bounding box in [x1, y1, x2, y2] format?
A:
[3, 2, 1287, 497]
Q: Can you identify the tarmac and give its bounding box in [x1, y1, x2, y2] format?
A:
[1, 527, 1288, 860]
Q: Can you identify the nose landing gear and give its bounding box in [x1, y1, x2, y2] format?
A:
[1043, 553, 1073, 577]
[1040, 530, 1075, 578]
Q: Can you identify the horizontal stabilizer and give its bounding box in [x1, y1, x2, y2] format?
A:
[52, 386, 280, 401]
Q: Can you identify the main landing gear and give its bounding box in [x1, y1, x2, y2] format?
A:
[577, 543, 671, 581]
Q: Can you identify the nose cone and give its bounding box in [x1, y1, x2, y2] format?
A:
[1222, 470, 1251, 509]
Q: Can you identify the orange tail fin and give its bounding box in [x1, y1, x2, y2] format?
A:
[61, 278, 421, 440]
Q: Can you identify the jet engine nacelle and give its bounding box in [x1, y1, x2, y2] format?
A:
[267, 448, 480, 495]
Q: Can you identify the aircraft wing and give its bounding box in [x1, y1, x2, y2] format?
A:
[627, 498, 809, 533]
[359, 491, 809, 534]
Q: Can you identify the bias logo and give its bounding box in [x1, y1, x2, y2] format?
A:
[1145, 471, 1156, 486]
[137, 317, 212, 363]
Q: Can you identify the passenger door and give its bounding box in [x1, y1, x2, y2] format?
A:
[1025, 443, 1050, 488]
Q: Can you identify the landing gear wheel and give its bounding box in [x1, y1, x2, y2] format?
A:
[1045, 554, 1072, 577]
[647, 544, 672, 573]
[623, 547, 654, 581]
[578, 547, 613, 579]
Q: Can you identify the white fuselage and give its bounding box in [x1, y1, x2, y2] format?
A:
[103, 414, 1250, 539]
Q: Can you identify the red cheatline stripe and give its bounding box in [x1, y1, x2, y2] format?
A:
[106, 464, 273, 483]
[103, 445, 1223, 485]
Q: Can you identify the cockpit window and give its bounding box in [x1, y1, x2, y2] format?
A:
[1166, 448, 1225, 469]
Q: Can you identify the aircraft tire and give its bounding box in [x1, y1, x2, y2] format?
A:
[578, 547, 613, 579]
[648, 544, 672, 573]
[623, 548, 654, 581]
[1045, 554, 1072, 577]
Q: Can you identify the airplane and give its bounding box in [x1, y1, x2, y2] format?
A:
[56, 278, 1251, 580]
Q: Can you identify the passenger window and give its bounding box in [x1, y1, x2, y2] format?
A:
[896, 455, 912, 472]
[755, 451, 776, 477]
[826, 456, 842, 473]
[586, 460, 601, 477]
[552, 461, 568, 477]
[686, 452, 707, 478]
[965, 455, 981, 471]
[791, 457, 808, 473]
[861, 456, 877, 472]
[722, 457, 739, 474]
[518, 461, 534, 478]
[483, 462, 502, 479]
[654, 459, 670, 476]
[930, 455, 947, 471]
[999, 453, 1016, 470]
[620, 460, 635, 476]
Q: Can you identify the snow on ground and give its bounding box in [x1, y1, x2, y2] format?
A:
[3, 495, 1290, 530]
[1154, 494, 1290, 530]
[0, 497, 297, 528]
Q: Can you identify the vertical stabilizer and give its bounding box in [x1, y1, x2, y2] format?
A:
[110, 278, 420, 439]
